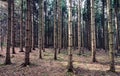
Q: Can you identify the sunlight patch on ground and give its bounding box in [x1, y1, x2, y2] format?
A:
[116, 65, 120, 72]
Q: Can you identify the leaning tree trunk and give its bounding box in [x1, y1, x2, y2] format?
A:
[78, 0, 81, 55]
[91, 0, 97, 62]
[67, 0, 73, 72]
[54, 0, 57, 60]
[5, 0, 12, 65]
[19, 0, 24, 52]
[23, 0, 31, 66]
[107, 0, 115, 72]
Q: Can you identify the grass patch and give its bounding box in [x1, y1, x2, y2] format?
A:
[57, 56, 65, 62]
[44, 52, 53, 57]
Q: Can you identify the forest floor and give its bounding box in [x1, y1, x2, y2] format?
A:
[0, 48, 120, 76]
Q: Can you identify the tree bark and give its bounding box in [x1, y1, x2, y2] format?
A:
[67, 0, 73, 72]
[78, 0, 81, 55]
[23, 0, 31, 66]
[114, 0, 120, 53]
[54, 0, 57, 60]
[20, 0, 24, 52]
[11, 0, 15, 54]
[5, 0, 12, 65]
[107, 0, 115, 72]
[91, 0, 97, 62]
[39, 0, 43, 59]
[57, 0, 62, 53]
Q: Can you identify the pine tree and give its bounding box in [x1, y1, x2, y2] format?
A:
[78, 0, 81, 55]
[19, 0, 24, 52]
[87, 0, 91, 50]
[107, 0, 115, 72]
[39, 0, 43, 59]
[114, 0, 119, 53]
[57, 0, 62, 53]
[23, 0, 31, 66]
[54, 0, 57, 60]
[5, 0, 12, 65]
[42, 1, 45, 52]
[91, 0, 97, 62]
[67, 0, 73, 72]
[11, 0, 15, 54]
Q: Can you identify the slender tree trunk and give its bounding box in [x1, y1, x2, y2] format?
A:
[5, 0, 12, 65]
[114, 0, 119, 53]
[57, 0, 62, 53]
[31, 0, 35, 50]
[87, 0, 91, 50]
[67, 0, 73, 72]
[91, 0, 97, 62]
[54, 0, 57, 60]
[103, 0, 108, 51]
[81, 20, 85, 48]
[47, 17, 49, 47]
[39, 0, 43, 59]
[23, 0, 31, 66]
[102, 0, 105, 49]
[42, 2, 45, 52]
[107, 0, 115, 72]
[78, 0, 81, 55]
[11, 0, 15, 54]
[29, 0, 32, 52]
[20, 0, 24, 52]
[73, 22, 76, 49]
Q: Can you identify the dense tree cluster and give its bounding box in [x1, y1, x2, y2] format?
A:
[0, 0, 120, 73]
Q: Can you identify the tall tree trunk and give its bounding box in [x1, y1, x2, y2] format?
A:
[23, 0, 31, 66]
[67, 0, 73, 72]
[114, 0, 119, 53]
[31, 0, 35, 50]
[54, 0, 57, 60]
[20, 0, 24, 52]
[87, 0, 91, 50]
[103, 0, 108, 51]
[107, 0, 115, 72]
[11, 0, 15, 54]
[91, 0, 97, 62]
[5, 0, 12, 65]
[29, 0, 32, 52]
[47, 16, 50, 47]
[102, 0, 105, 49]
[78, 0, 81, 55]
[57, 0, 62, 53]
[42, 1, 45, 52]
[39, 0, 43, 59]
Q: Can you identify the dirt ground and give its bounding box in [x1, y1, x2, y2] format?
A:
[0, 48, 120, 76]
